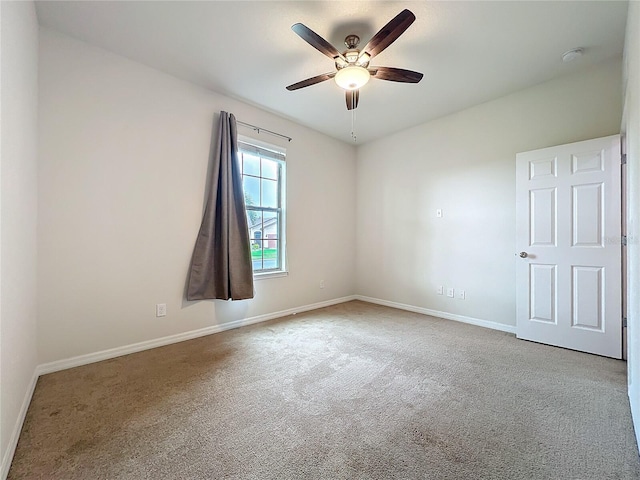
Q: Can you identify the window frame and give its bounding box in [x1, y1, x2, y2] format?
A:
[238, 136, 287, 279]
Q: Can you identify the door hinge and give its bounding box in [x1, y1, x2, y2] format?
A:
[623, 317, 627, 328]
[622, 235, 628, 246]
[621, 153, 627, 165]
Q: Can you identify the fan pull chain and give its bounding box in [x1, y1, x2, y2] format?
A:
[351, 109, 357, 142]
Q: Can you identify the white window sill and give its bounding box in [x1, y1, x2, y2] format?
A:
[254, 271, 288, 281]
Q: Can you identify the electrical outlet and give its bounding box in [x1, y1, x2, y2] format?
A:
[319, 280, 325, 289]
[457, 290, 466, 300]
[447, 288, 454, 298]
[156, 303, 167, 317]
[437, 285, 444, 295]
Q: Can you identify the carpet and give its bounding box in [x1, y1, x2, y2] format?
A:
[8, 301, 640, 479]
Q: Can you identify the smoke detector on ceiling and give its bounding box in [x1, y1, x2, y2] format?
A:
[562, 48, 584, 63]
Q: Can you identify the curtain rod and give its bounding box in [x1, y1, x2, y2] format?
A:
[237, 120, 292, 143]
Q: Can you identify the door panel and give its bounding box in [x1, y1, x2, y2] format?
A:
[516, 135, 621, 358]
[530, 188, 557, 246]
[529, 264, 557, 324]
[571, 266, 603, 331]
[572, 183, 603, 246]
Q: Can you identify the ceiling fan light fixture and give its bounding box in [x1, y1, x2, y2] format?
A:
[335, 66, 370, 90]
[356, 52, 371, 66]
[345, 51, 359, 63]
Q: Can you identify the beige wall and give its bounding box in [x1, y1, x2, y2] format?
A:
[622, 0, 640, 448]
[37, 29, 357, 364]
[0, 1, 39, 475]
[356, 59, 622, 328]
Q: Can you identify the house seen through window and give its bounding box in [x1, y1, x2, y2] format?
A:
[238, 139, 286, 274]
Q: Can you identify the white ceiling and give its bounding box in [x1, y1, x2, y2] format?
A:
[35, 1, 628, 145]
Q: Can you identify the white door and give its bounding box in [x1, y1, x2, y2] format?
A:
[516, 135, 622, 358]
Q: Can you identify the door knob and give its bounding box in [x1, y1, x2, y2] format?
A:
[519, 252, 528, 258]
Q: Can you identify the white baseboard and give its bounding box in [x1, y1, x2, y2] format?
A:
[1, 369, 38, 480]
[37, 295, 357, 376]
[354, 295, 517, 334]
[630, 387, 640, 456]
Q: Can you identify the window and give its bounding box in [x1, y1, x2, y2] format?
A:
[238, 138, 286, 275]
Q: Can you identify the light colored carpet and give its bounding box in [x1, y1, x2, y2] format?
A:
[8, 300, 640, 479]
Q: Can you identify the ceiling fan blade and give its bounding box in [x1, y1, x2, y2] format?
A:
[286, 72, 336, 91]
[361, 9, 416, 60]
[291, 23, 346, 61]
[346, 89, 360, 110]
[371, 67, 423, 83]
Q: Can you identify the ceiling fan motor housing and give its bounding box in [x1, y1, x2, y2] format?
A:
[344, 34, 360, 49]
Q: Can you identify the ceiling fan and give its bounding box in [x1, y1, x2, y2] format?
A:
[286, 9, 423, 111]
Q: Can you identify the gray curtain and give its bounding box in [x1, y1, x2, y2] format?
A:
[186, 112, 254, 300]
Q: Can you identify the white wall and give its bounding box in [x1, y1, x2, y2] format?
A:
[622, 0, 640, 449]
[6, 4, 637, 467]
[0, 1, 39, 475]
[356, 60, 622, 329]
[38, 29, 356, 364]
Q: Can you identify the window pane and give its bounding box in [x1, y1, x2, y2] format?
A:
[242, 153, 260, 176]
[263, 243, 278, 270]
[262, 159, 279, 180]
[262, 211, 279, 270]
[246, 210, 260, 230]
[263, 211, 278, 239]
[248, 209, 264, 271]
[251, 239, 263, 271]
[243, 176, 260, 207]
[261, 178, 278, 208]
